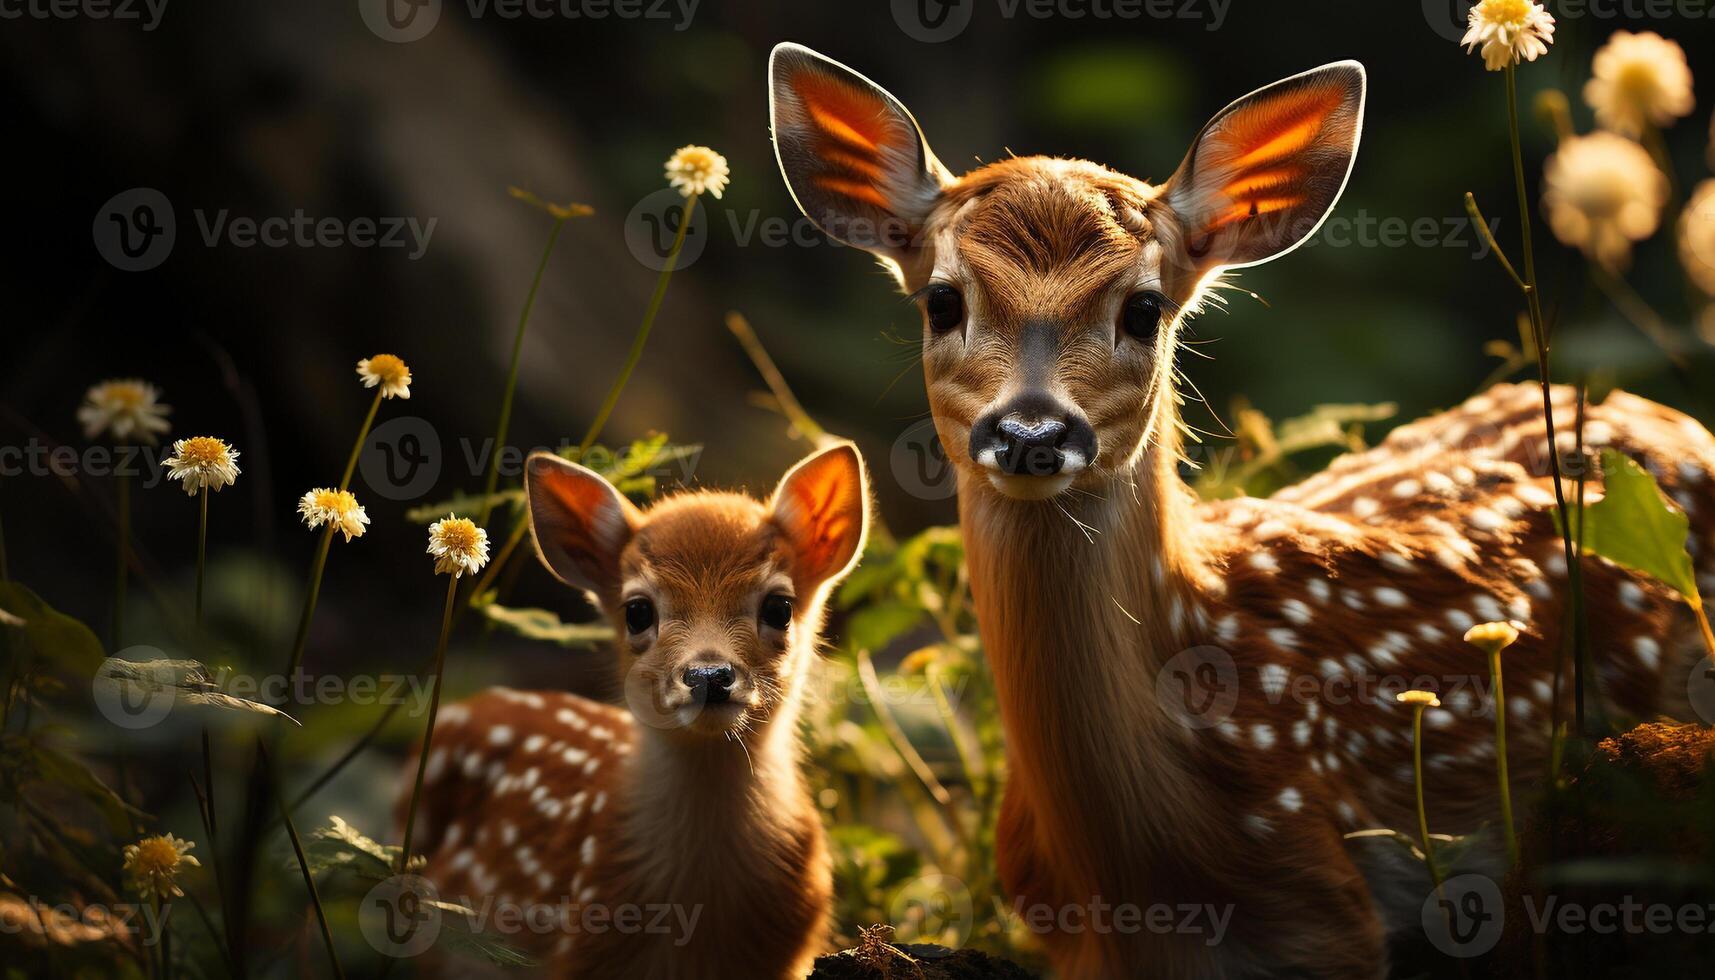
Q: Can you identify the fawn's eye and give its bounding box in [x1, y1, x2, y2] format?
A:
[623, 597, 656, 636]
[1121, 291, 1165, 342]
[760, 593, 793, 631]
[924, 284, 964, 333]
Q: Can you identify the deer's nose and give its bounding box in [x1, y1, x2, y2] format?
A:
[682, 664, 736, 705]
[970, 399, 1097, 478]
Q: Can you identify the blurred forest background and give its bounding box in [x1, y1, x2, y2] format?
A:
[5, 0, 1715, 971]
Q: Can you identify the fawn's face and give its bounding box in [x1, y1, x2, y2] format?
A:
[770, 44, 1365, 500]
[525, 444, 868, 739]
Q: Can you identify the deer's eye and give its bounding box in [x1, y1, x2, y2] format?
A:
[1121, 292, 1165, 341]
[623, 597, 656, 636]
[760, 593, 793, 631]
[924, 284, 964, 333]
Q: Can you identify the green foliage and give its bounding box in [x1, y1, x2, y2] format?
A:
[0, 581, 106, 678]
[1195, 401, 1397, 499]
[1555, 449, 1702, 604]
[477, 602, 613, 648]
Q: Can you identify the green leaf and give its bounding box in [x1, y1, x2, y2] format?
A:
[4, 737, 147, 836]
[406, 490, 524, 525]
[480, 604, 613, 648]
[1555, 449, 1701, 604]
[301, 815, 419, 880]
[0, 582, 106, 676]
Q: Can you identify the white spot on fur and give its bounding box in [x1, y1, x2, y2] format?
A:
[488, 725, 513, 747]
[1259, 664, 1289, 697]
[1249, 552, 1280, 574]
[1353, 496, 1380, 519]
[1307, 578, 1332, 603]
[1281, 599, 1314, 626]
[1619, 581, 1647, 611]
[1373, 587, 1408, 609]
[1267, 628, 1300, 649]
[1252, 724, 1277, 750]
[1277, 787, 1304, 812]
[1633, 636, 1662, 670]
[1293, 720, 1313, 747]
[1391, 479, 1422, 499]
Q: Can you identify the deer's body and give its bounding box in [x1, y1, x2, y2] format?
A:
[768, 44, 1715, 978]
[400, 447, 869, 979]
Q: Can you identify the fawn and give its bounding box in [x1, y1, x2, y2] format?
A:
[769, 43, 1715, 978]
[400, 443, 869, 978]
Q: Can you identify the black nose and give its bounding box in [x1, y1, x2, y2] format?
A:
[970, 398, 1096, 477]
[682, 665, 735, 704]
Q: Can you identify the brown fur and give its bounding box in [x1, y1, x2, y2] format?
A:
[398, 446, 869, 978]
[769, 45, 1715, 979]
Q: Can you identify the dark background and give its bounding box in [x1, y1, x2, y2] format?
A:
[3, 0, 1713, 772]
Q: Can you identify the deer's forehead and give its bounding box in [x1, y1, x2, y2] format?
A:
[619, 499, 790, 603]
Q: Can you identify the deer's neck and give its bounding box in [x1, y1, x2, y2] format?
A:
[958, 443, 1219, 889]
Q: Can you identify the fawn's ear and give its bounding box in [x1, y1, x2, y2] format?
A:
[770, 42, 948, 272]
[769, 442, 870, 593]
[526, 453, 643, 600]
[1163, 61, 1366, 274]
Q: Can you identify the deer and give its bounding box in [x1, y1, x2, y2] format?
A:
[768, 43, 1715, 979]
[398, 442, 869, 978]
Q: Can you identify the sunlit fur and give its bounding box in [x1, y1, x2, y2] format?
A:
[404, 446, 868, 979]
[771, 45, 1715, 980]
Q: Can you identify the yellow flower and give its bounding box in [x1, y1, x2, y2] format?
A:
[78, 379, 172, 445]
[427, 515, 489, 577]
[1463, 621, 1521, 656]
[664, 145, 730, 199]
[1397, 690, 1441, 709]
[297, 488, 370, 542]
[163, 437, 241, 495]
[122, 834, 200, 900]
[1678, 180, 1715, 295]
[1462, 0, 1555, 72]
[1583, 31, 1694, 138]
[1542, 132, 1668, 271]
[356, 354, 412, 400]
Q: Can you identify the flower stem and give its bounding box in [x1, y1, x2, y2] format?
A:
[479, 216, 569, 531]
[264, 743, 345, 980]
[338, 390, 384, 493]
[116, 469, 130, 647]
[1411, 705, 1442, 889]
[578, 192, 701, 458]
[284, 526, 336, 681]
[195, 485, 209, 626]
[1504, 64, 1589, 737]
[398, 575, 460, 872]
[1489, 651, 1520, 865]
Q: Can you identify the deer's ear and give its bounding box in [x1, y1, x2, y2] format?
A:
[769, 442, 870, 593]
[1164, 61, 1366, 273]
[525, 453, 642, 601]
[770, 42, 948, 270]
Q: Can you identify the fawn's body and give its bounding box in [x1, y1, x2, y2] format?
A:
[770, 44, 1715, 978]
[401, 445, 869, 978]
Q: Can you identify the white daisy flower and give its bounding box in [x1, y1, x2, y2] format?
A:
[427, 515, 489, 578]
[297, 488, 371, 542]
[163, 437, 241, 495]
[1542, 131, 1668, 271]
[1462, 0, 1555, 72]
[78, 379, 172, 444]
[664, 145, 730, 200]
[1679, 180, 1715, 296]
[1584, 31, 1694, 138]
[356, 354, 412, 400]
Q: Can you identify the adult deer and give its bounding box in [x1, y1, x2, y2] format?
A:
[769, 43, 1715, 978]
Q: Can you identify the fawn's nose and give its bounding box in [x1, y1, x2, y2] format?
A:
[970, 398, 1097, 478]
[682, 664, 736, 705]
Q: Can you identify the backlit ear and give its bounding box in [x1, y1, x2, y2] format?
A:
[525, 452, 642, 601]
[769, 442, 870, 593]
[769, 42, 948, 272]
[1164, 61, 1366, 274]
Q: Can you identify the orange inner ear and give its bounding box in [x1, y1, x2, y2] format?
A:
[537, 473, 626, 580]
[790, 70, 907, 210]
[1200, 85, 1348, 232]
[778, 457, 862, 583]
